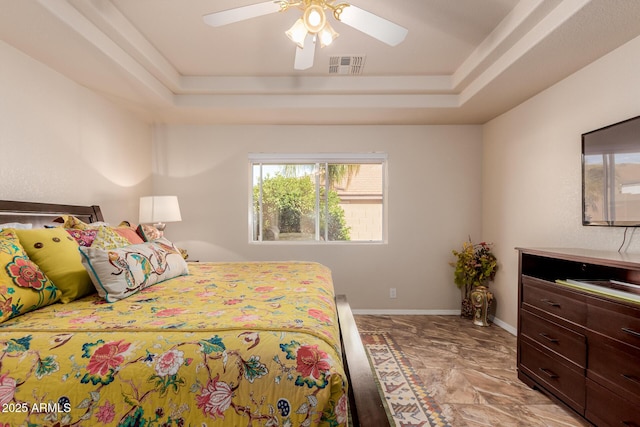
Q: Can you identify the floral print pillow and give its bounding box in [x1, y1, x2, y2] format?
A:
[90, 226, 131, 250]
[66, 228, 99, 247]
[136, 224, 162, 241]
[57, 215, 132, 249]
[0, 229, 60, 322]
[79, 237, 189, 302]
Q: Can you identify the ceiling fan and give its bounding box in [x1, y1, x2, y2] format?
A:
[203, 0, 408, 70]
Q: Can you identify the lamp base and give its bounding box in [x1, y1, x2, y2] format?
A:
[153, 222, 166, 236]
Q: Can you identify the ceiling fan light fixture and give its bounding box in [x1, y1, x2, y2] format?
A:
[286, 18, 308, 48]
[319, 21, 339, 48]
[203, 1, 408, 71]
[303, 4, 326, 33]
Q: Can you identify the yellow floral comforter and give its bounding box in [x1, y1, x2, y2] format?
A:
[0, 262, 348, 427]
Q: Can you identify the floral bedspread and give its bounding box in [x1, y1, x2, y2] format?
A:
[0, 262, 348, 426]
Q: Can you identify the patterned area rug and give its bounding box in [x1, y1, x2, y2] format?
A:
[361, 332, 451, 427]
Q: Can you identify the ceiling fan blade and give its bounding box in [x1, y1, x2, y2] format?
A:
[203, 1, 281, 27]
[294, 34, 316, 70]
[339, 5, 408, 46]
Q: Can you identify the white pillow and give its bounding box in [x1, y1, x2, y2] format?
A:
[79, 237, 189, 302]
[0, 222, 32, 231]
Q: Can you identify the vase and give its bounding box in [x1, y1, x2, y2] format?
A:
[470, 286, 493, 327]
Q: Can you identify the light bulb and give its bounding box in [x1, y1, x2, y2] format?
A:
[303, 5, 326, 33]
[308, 9, 321, 27]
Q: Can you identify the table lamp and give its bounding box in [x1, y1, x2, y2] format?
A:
[139, 195, 182, 234]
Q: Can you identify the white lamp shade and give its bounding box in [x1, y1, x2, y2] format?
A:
[139, 196, 182, 224]
[319, 21, 338, 48]
[286, 18, 308, 48]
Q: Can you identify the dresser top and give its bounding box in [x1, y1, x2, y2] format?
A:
[516, 247, 640, 270]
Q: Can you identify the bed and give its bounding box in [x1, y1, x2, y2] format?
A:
[0, 200, 388, 427]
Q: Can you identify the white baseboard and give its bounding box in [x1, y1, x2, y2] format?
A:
[490, 316, 517, 335]
[351, 309, 517, 336]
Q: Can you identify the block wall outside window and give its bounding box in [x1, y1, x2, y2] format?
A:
[249, 153, 387, 243]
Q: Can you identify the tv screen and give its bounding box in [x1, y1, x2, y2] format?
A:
[582, 115, 640, 226]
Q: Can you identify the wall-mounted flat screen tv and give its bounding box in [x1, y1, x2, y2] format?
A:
[583, 115, 640, 226]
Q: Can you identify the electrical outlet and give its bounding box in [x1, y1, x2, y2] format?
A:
[389, 288, 397, 299]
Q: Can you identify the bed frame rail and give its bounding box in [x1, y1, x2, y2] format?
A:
[336, 294, 391, 427]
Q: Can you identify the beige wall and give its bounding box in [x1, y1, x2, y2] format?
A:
[153, 124, 483, 311]
[483, 34, 640, 329]
[0, 40, 152, 223]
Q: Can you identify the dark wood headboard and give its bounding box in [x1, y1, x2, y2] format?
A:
[0, 200, 104, 227]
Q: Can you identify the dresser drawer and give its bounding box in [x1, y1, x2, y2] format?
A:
[520, 310, 586, 367]
[587, 302, 640, 350]
[586, 379, 640, 427]
[522, 276, 587, 325]
[588, 338, 640, 406]
[519, 341, 585, 413]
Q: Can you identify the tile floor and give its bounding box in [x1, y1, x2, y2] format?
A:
[354, 315, 591, 427]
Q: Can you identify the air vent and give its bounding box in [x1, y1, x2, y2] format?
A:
[329, 55, 366, 75]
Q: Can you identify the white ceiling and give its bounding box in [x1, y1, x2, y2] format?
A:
[2, 0, 640, 125]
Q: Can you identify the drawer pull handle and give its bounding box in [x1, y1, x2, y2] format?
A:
[541, 299, 560, 307]
[621, 327, 640, 338]
[539, 333, 559, 343]
[621, 373, 640, 385]
[538, 368, 558, 379]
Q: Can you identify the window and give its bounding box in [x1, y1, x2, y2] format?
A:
[250, 153, 387, 243]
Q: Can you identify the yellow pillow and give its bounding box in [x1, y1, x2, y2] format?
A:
[0, 229, 60, 322]
[57, 215, 91, 230]
[15, 228, 94, 303]
[91, 225, 131, 249]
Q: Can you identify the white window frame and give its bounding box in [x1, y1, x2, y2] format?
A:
[249, 153, 388, 244]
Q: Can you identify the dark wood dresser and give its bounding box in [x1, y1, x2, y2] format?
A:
[517, 248, 640, 427]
